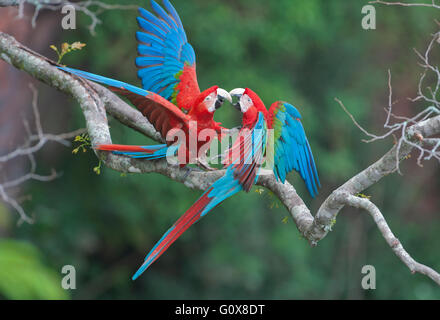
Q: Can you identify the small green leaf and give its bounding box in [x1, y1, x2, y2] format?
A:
[50, 41, 87, 64]
[355, 193, 371, 200]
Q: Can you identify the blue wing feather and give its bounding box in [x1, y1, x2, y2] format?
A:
[137, 45, 165, 57]
[136, 31, 164, 48]
[135, 1, 198, 104]
[138, 7, 169, 31]
[270, 102, 320, 198]
[151, 0, 179, 30]
[136, 17, 166, 39]
[162, 0, 186, 41]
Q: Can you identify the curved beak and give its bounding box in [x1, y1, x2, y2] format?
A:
[215, 88, 232, 110]
[229, 88, 245, 112]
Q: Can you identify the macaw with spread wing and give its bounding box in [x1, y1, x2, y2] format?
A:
[59, 0, 232, 167]
[132, 87, 320, 279]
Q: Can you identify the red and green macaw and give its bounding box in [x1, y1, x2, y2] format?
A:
[59, 0, 232, 166]
[132, 87, 320, 279]
[229, 88, 320, 195]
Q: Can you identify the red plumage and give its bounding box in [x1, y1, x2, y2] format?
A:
[105, 85, 226, 166]
[96, 144, 158, 153]
[174, 65, 201, 111]
[140, 188, 214, 270]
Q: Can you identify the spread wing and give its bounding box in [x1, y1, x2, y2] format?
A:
[58, 66, 189, 140]
[136, 0, 200, 111]
[267, 102, 320, 198]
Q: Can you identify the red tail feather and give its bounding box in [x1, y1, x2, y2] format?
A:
[146, 189, 214, 266]
[96, 144, 157, 153]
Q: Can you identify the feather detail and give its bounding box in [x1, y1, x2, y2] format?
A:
[97, 144, 165, 153]
[57, 66, 190, 143]
[97, 144, 178, 160]
[268, 101, 320, 197]
[135, 0, 200, 109]
[132, 187, 216, 280]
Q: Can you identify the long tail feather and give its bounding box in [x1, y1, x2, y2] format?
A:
[132, 168, 243, 280]
[132, 191, 213, 280]
[97, 144, 164, 152]
[58, 66, 151, 97]
[97, 144, 176, 160]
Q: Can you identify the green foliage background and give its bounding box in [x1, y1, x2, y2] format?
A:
[2, 0, 440, 299]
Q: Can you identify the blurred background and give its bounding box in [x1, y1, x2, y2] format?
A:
[0, 0, 439, 299]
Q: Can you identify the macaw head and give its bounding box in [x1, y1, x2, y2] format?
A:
[230, 88, 266, 126]
[193, 86, 232, 115]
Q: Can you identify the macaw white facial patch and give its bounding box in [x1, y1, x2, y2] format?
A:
[240, 94, 253, 113]
[205, 92, 217, 113]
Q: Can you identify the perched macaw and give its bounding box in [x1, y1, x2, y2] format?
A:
[229, 87, 320, 196]
[59, 0, 232, 166]
[131, 87, 320, 279]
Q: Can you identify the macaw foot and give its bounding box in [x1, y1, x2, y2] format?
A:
[183, 166, 193, 180]
[196, 157, 216, 171]
[181, 158, 216, 180]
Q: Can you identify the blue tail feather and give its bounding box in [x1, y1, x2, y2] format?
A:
[57, 66, 151, 98]
[112, 144, 178, 160]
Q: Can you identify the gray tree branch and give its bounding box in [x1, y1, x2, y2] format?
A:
[0, 82, 85, 224]
[342, 192, 440, 285]
[369, 0, 440, 10]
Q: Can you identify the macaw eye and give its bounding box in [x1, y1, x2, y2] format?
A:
[205, 96, 212, 101]
[247, 97, 252, 103]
